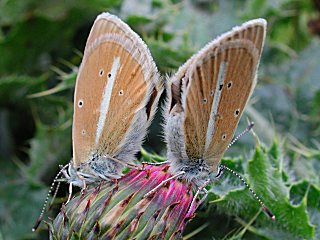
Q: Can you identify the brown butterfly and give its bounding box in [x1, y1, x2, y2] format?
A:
[65, 12, 163, 188]
[160, 19, 274, 219]
[33, 13, 164, 231]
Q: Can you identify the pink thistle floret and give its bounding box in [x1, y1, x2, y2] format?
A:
[50, 165, 196, 240]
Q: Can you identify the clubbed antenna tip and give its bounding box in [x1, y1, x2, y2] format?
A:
[32, 217, 41, 232]
[263, 206, 276, 220]
[248, 121, 255, 130]
[227, 122, 254, 150]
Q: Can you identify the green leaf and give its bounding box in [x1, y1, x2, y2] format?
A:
[126, 15, 152, 26]
[247, 146, 314, 239]
[28, 69, 77, 98]
[0, 159, 48, 239]
[208, 142, 315, 239]
[28, 108, 72, 181]
[147, 39, 193, 72]
[0, 75, 46, 105]
[290, 181, 320, 239]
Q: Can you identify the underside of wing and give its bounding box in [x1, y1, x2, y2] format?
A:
[184, 41, 260, 165]
[73, 13, 162, 166]
[168, 19, 266, 169]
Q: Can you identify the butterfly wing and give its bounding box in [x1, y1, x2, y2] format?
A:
[168, 19, 266, 171]
[73, 13, 163, 166]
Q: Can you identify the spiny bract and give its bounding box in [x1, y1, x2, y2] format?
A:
[49, 165, 197, 240]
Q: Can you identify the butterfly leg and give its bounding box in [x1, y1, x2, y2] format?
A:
[105, 155, 143, 170]
[187, 188, 201, 215]
[60, 164, 74, 204]
[123, 161, 143, 170]
[141, 160, 170, 166]
[66, 172, 86, 204]
[144, 171, 185, 198]
[197, 188, 208, 206]
[49, 181, 61, 208]
[139, 161, 169, 172]
[66, 183, 73, 204]
[49, 164, 68, 207]
[63, 166, 87, 204]
[187, 180, 210, 215]
[80, 177, 87, 196]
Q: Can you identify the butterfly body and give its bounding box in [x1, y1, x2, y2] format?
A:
[165, 19, 267, 188]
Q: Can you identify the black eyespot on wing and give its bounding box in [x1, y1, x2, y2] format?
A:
[78, 99, 84, 108]
[222, 133, 227, 140]
[234, 109, 240, 117]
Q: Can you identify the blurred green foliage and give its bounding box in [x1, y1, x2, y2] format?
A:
[0, 0, 319, 239]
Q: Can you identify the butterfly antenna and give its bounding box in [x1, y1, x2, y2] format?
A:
[220, 164, 275, 220]
[49, 180, 61, 210]
[32, 164, 69, 231]
[227, 122, 254, 150]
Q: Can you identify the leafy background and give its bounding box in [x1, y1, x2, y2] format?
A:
[0, 0, 319, 239]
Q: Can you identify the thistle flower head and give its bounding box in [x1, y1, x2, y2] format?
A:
[49, 165, 196, 239]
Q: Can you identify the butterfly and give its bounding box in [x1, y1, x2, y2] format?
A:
[33, 13, 164, 231]
[64, 12, 164, 189]
[160, 18, 274, 218]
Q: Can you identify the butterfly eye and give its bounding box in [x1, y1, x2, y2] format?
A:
[222, 133, 227, 141]
[234, 108, 240, 117]
[108, 73, 112, 78]
[227, 81, 232, 89]
[119, 90, 124, 96]
[78, 99, 84, 108]
[99, 69, 104, 76]
[202, 98, 207, 104]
